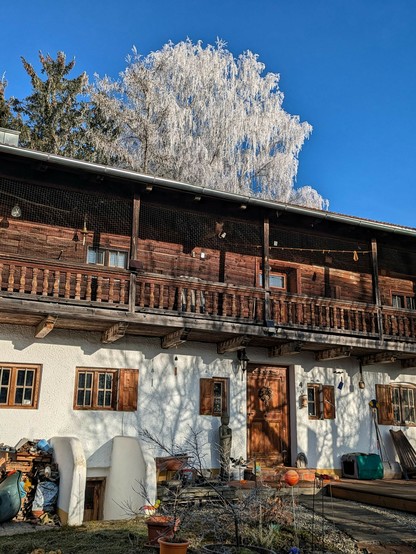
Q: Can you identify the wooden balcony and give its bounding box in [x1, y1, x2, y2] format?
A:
[1, 255, 416, 348]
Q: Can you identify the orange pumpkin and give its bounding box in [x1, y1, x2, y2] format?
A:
[284, 469, 300, 487]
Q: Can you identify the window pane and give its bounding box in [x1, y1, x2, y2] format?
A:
[104, 391, 112, 406]
[213, 382, 223, 414]
[16, 370, 25, 386]
[97, 390, 104, 406]
[0, 387, 8, 404]
[87, 248, 104, 265]
[14, 388, 23, 404]
[78, 373, 85, 388]
[108, 250, 127, 268]
[308, 387, 318, 417]
[25, 370, 34, 387]
[1, 368, 10, 386]
[392, 387, 401, 422]
[85, 390, 91, 406]
[407, 297, 416, 310]
[270, 274, 285, 288]
[98, 373, 105, 389]
[392, 295, 404, 308]
[77, 390, 85, 406]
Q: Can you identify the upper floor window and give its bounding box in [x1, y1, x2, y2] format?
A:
[392, 294, 416, 310]
[0, 364, 42, 409]
[87, 247, 128, 269]
[376, 383, 416, 425]
[200, 377, 228, 416]
[259, 271, 286, 290]
[74, 367, 138, 411]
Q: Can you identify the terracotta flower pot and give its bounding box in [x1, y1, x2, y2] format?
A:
[158, 537, 190, 554]
[146, 515, 176, 545]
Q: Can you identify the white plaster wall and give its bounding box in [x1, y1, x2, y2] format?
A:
[3, 323, 416, 512]
[0, 324, 246, 479]
[289, 352, 416, 470]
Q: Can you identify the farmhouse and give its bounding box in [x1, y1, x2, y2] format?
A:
[0, 139, 415, 524]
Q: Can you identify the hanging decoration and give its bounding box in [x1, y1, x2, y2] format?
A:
[258, 386, 273, 407]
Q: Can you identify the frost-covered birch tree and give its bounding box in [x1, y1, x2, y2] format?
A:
[90, 39, 327, 209]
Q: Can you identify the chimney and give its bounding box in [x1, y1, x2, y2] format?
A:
[0, 127, 20, 147]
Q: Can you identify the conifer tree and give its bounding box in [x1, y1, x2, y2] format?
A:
[12, 51, 90, 158]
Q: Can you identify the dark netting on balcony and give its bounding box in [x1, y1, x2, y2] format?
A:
[0, 176, 132, 235]
[139, 201, 263, 256]
[378, 243, 416, 276]
[269, 225, 373, 273]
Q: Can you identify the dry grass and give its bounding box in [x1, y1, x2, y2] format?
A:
[0, 518, 153, 554]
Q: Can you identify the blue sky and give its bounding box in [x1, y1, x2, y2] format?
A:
[1, 1, 415, 227]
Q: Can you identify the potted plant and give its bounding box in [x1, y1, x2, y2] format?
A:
[139, 428, 281, 554]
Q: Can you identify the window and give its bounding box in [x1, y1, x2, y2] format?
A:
[259, 271, 286, 290]
[0, 364, 42, 408]
[200, 378, 228, 416]
[307, 384, 335, 420]
[392, 294, 416, 310]
[87, 247, 128, 269]
[74, 368, 138, 411]
[376, 384, 416, 425]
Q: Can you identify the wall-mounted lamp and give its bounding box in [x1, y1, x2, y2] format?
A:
[218, 231, 227, 239]
[11, 204, 21, 218]
[200, 252, 206, 260]
[237, 349, 250, 373]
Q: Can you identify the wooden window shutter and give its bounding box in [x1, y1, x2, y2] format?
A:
[200, 378, 213, 415]
[117, 369, 139, 412]
[322, 385, 335, 419]
[375, 384, 393, 425]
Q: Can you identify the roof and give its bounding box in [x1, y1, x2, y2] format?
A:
[1, 143, 415, 238]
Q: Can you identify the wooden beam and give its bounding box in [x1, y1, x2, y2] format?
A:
[371, 237, 384, 341]
[34, 315, 57, 339]
[361, 352, 397, 366]
[162, 328, 190, 349]
[263, 215, 271, 321]
[401, 358, 416, 370]
[269, 341, 303, 358]
[217, 335, 250, 355]
[101, 322, 128, 344]
[315, 347, 352, 361]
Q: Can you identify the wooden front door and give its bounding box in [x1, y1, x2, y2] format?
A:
[247, 366, 290, 466]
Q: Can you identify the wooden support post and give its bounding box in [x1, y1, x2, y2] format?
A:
[371, 238, 383, 341]
[263, 215, 271, 323]
[130, 193, 141, 263]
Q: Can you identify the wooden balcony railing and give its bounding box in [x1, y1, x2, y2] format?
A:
[1, 254, 416, 344]
[0, 255, 130, 307]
